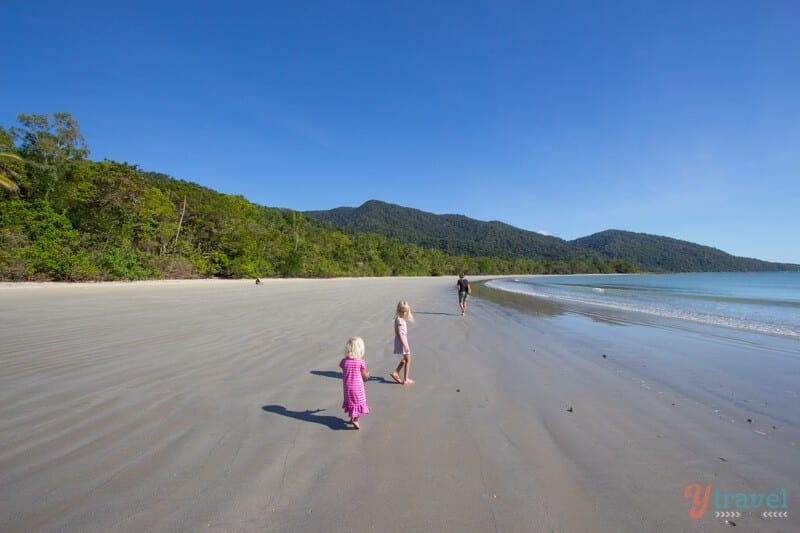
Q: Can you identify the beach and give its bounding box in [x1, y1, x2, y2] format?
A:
[1, 277, 797, 532]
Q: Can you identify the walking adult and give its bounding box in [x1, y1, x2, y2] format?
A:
[456, 272, 471, 316]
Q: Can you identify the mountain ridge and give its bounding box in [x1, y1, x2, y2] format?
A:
[305, 200, 799, 272]
[6, 112, 795, 281]
[305, 200, 592, 260]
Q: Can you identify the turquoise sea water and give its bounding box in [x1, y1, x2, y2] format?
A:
[486, 272, 800, 340]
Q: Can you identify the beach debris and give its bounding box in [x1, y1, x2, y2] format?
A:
[772, 425, 777, 430]
[725, 519, 736, 526]
[456, 388, 461, 392]
[566, 407, 573, 413]
[754, 430, 767, 436]
[747, 418, 752, 423]
[602, 354, 607, 358]
[719, 457, 728, 462]
[671, 402, 676, 406]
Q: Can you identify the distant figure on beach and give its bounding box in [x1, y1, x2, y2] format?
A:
[255, 278, 262, 285]
[340, 336, 370, 429]
[456, 272, 471, 316]
[391, 300, 415, 385]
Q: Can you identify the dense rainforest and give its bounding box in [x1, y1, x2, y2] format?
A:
[305, 200, 584, 260]
[0, 113, 636, 281]
[306, 203, 800, 273]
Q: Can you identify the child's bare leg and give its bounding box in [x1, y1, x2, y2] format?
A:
[402, 354, 411, 383]
[391, 359, 405, 382]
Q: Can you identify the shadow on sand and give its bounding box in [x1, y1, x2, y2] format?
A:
[309, 370, 393, 385]
[310, 370, 341, 379]
[261, 405, 350, 430]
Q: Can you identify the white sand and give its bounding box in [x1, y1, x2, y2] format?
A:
[0, 278, 797, 532]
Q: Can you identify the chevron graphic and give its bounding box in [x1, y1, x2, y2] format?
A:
[714, 511, 741, 518]
[762, 511, 789, 518]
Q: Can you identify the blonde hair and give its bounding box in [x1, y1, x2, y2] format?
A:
[344, 336, 365, 359]
[395, 300, 414, 322]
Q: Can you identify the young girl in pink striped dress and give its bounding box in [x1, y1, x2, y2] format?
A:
[340, 337, 370, 429]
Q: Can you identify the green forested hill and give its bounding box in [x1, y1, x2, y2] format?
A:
[306, 201, 800, 273]
[1, 113, 633, 281]
[570, 230, 798, 272]
[3, 113, 794, 281]
[305, 199, 588, 260]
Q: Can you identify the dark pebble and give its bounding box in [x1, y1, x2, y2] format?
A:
[602, 354, 607, 358]
[456, 389, 460, 392]
[567, 407, 573, 413]
[747, 418, 752, 423]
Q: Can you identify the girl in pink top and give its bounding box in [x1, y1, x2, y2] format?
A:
[340, 337, 370, 429]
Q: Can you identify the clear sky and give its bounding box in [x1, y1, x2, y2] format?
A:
[4, 1, 799, 263]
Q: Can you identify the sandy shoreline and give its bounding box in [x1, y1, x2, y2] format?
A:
[1, 277, 797, 532]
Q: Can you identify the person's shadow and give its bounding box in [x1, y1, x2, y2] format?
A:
[261, 405, 350, 430]
[309, 370, 341, 379]
[309, 370, 391, 384]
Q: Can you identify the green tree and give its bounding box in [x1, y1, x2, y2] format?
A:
[11, 113, 89, 161]
[0, 153, 23, 194]
[9, 113, 89, 199]
[0, 199, 97, 280]
[0, 127, 23, 194]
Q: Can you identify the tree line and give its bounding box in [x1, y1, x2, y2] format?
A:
[0, 113, 636, 281]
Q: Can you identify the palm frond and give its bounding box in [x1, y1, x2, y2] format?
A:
[0, 174, 20, 193]
[0, 152, 23, 192]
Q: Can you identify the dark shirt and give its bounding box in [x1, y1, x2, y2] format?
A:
[457, 279, 470, 292]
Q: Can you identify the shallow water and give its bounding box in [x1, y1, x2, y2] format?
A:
[486, 272, 800, 342]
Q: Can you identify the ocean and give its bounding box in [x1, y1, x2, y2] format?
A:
[486, 272, 800, 341]
[482, 271, 800, 443]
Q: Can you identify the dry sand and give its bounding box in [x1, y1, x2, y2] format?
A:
[1, 277, 797, 532]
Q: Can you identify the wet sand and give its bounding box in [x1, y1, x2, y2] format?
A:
[0, 278, 797, 532]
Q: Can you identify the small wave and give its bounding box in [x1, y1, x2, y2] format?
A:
[486, 279, 800, 339]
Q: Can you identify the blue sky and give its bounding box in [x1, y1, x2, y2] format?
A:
[4, 1, 799, 263]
